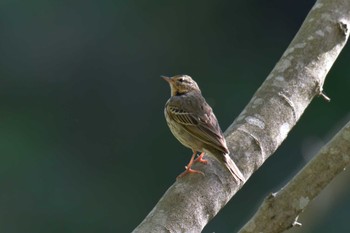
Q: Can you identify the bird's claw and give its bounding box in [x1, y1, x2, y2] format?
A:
[177, 167, 205, 179]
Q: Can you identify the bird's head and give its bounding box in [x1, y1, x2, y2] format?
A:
[162, 75, 200, 96]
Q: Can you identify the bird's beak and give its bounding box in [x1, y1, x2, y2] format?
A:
[161, 75, 172, 83]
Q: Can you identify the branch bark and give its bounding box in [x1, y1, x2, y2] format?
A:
[238, 120, 350, 233]
[133, 0, 350, 232]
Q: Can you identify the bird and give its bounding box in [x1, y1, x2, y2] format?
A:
[162, 74, 245, 182]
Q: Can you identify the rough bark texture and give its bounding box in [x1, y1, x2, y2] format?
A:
[133, 0, 350, 232]
[238, 120, 350, 233]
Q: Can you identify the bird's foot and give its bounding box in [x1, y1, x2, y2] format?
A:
[177, 166, 204, 179]
[193, 152, 208, 164]
[176, 151, 206, 179]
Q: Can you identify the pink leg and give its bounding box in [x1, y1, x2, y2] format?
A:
[193, 152, 208, 164]
[177, 150, 205, 178]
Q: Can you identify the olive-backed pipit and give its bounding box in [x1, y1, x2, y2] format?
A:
[163, 75, 245, 182]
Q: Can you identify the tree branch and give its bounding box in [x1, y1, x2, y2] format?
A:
[238, 120, 350, 233]
[133, 0, 350, 232]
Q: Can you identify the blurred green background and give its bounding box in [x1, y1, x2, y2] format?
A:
[1, 0, 350, 232]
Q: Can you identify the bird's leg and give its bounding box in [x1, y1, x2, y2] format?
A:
[177, 150, 204, 178]
[193, 152, 208, 164]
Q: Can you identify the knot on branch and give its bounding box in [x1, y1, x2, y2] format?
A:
[338, 20, 349, 37]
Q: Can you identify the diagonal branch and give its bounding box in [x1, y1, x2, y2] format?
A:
[238, 120, 350, 233]
[133, 0, 350, 232]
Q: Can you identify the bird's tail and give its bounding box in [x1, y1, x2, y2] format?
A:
[222, 153, 245, 182]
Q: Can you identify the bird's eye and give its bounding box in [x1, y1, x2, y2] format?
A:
[178, 78, 184, 83]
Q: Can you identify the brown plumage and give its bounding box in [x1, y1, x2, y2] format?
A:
[163, 75, 245, 182]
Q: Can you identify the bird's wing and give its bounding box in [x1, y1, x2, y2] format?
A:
[167, 103, 228, 153]
[167, 106, 198, 125]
